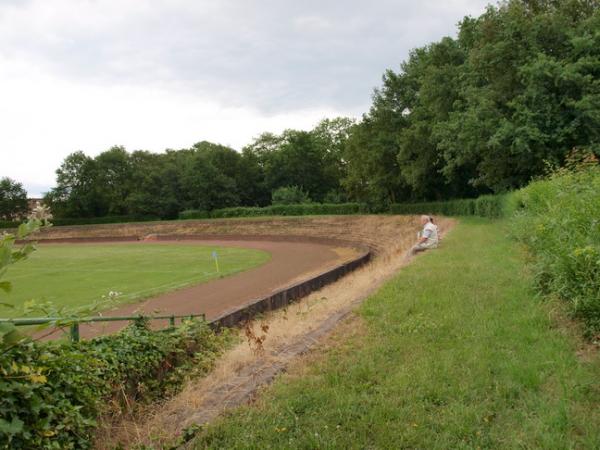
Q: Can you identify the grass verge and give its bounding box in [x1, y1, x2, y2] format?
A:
[192, 218, 600, 449]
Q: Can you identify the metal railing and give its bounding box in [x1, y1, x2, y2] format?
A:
[0, 313, 206, 342]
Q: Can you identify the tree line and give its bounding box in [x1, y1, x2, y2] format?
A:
[3, 0, 598, 220]
[41, 117, 353, 219]
[343, 0, 600, 208]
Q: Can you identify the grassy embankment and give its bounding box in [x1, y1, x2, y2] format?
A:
[193, 219, 600, 449]
[1, 244, 269, 318]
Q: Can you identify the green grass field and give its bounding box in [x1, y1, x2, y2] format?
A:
[1, 243, 270, 318]
[192, 219, 600, 449]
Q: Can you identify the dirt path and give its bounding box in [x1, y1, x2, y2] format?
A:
[40, 239, 358, 340]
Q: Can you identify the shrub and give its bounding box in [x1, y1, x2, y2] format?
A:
[1, 216, 160, 228]
[2, 216, 162, 228]
[0, 220, 19, 229]
[50, 215, 159, 226]
[474, 194, 508, 218]
[271, 186, 311, 205]
[323, 190, 347, 204]
[210, 203, 365, 218]
[178, 203, 366, 219]
[0, 320, 229, 449]
[179, 209, 211, 220]
[390, 198, 475, 217]
[509, 165, 600, 336]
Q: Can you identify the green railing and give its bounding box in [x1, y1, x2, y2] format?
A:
[0, 313, 206, 342]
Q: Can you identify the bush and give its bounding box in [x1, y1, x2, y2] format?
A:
[50, 215, 159, 226]
[0, 320, 229, 449]
[179, 209, 211, 220]
[210, 203, 365, 218]
[390, 198, 475, 216]
[474, 194, 508, 218]
[509, 165, 600, 336]
[178, 203, 366, 219]
[3, 215, 160, 228]
[271, 186, 311, 205]
[0, 220, 19, 229]
[323, 190, 347, 204]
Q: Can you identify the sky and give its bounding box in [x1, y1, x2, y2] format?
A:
[0, 0, 490, 197]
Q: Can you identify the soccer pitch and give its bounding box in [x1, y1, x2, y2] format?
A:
[1, 243, 270, 318]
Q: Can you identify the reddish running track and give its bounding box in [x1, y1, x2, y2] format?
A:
[39, 238, 353, 340]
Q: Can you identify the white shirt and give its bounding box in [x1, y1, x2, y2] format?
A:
[421, 222, 438, 247]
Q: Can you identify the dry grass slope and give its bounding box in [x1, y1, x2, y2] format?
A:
[36, 215, 430, 255]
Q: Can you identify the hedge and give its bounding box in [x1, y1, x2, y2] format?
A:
[0, 220, 20, 229]
[50, 215, 160, 226]
[178, 209, 211, 220]
[181, 198, 511, 220]
[179, 203, 366, 220]
[390, 194, 508, 218]
[1, 215, 161, 229]
[0, 319, 229, 449]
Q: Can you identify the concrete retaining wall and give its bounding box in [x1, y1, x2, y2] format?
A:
[209, 249, 371, 328]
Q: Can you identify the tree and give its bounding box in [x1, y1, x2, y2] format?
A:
[344, 0, 600, 203]
[93, 146, 133, 215]
[0, 178, 28, 220]
[125, 151, 181, 219]
[238, 147, 270, 207]
[312, 117, 355, 184]
[180, 150, 239, 212]
[342, 118, 407, 209]
[263, 130, 337, 202]
[44, 151, 99, 217]
[434, 0, 600, 192]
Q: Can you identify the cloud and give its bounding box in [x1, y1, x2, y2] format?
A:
[0, 0, 489, 196]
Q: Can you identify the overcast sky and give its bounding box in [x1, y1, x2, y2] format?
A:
[1, 0, 490, 197]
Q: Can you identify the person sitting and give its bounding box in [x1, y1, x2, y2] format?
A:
[410, 215, 439, 255]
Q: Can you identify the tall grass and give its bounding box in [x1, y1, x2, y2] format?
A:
[509, 165, 600, 336]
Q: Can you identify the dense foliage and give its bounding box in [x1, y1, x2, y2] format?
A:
[509, 157, 600, 336]
[0, 221, 19, 229]
[43, 119, 354, 220]
[0, 320, 229, 449]
[0, 178, 28, 221]
[1, 216, 161, 229]
[345, 0, 600, 207]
